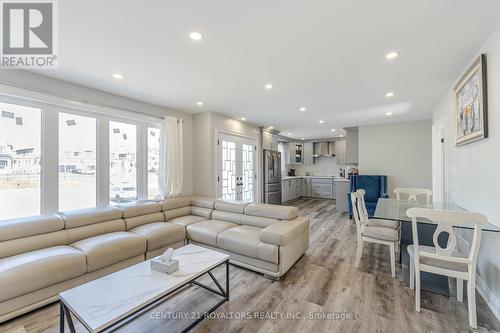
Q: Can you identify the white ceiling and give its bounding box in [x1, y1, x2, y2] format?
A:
[39, 0, 500, 139]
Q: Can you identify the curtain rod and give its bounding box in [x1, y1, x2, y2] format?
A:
[0, 80, 180, 121]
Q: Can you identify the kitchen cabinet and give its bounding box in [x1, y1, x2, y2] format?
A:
[311, 178, 333, 199]
[291, 178, 301, 199]
[281, 180, 289, 202]
[262, 130, 278, 150]
[288, 142, 303, 164]
[282, 178, 301, 202]
[328, 141, 336, 156]
[301, 178, 311, 196]
[336, 138, 347, 164]
[303, 142, 313, 165]
[345, 127, 359, 164]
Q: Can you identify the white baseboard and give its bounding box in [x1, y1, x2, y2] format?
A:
[476, 273, 500, 322]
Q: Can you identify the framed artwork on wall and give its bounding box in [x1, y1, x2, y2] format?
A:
[454, 54, 488, 146]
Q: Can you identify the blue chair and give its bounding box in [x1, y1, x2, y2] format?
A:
[348, 175, 388, 217]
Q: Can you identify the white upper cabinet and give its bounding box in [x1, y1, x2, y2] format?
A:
[345, 127, 359, 164]
[336, 138, 347, 164]
[303, 142, 313, 165]
[262, 130, 278, 151]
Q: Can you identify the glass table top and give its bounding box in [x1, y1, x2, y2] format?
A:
[374, 198, 500, 232]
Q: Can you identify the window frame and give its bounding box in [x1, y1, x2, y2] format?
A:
[0, 89, 162, 220]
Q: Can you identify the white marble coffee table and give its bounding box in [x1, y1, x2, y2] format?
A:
[59, 244, 230, 333]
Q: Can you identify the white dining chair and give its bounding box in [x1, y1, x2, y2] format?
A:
[406, 207, 488, 329]
[351, 191, 400, 277]
[394, 188, 432, 204]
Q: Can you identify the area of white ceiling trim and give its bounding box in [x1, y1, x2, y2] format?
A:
[36, 0, 500, 139]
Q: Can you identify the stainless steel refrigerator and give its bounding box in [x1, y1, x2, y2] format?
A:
[263, 149, 282, 204]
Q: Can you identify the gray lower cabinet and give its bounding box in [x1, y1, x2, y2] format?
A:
[281, 180, 289, 202]
[301, 178, 311, 197]
[282, 178, 301, 202]
[310, 178, 333, 199]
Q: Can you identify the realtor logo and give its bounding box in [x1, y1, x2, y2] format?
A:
[1, 0, 58, 68]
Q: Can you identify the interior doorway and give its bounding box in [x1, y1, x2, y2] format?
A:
[217, 133, 257, 202]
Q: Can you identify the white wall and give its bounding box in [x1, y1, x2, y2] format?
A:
[432, 23, 500, 320]
[193, 112, 261, 199]
[0, 70, 194, 195]
[358, 120, 433, 195]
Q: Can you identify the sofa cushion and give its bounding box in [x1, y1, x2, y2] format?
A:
[170, 215, 207, 227]
[162, 196, 192, 211]
[0, 246, 86, 302]
[0, 230, 68, 260]
[124, 212, 165, 230]
[0, 214, 64, 242]
[191, 196, 216, 209]
[217, 226, 278, 264]
[118, 202, 162, 218]
[244, 203, 299, 220]
[60, 206, 123, 229]
[65, 219, 125, 244]
[130, 223, 185, 251]
[164, 206, 192, 221]
[214, 199, 248, 214]
[186, 220, 237, 247]
[71, 232, 146, 272]
[212, 210, 242, 224]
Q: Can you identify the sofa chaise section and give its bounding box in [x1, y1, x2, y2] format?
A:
[184, 199, 309, 279]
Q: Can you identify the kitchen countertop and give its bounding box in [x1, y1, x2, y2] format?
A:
[282, 176, 350, 182]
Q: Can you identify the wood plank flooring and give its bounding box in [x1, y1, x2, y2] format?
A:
[1, 198, 499, 333]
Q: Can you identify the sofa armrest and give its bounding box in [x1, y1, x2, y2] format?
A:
[260, 216, 309, 246]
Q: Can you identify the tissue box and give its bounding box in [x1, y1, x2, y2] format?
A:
[151, 258, 179, 274]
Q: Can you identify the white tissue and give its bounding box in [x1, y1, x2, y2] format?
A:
[160, 248, 174, 263]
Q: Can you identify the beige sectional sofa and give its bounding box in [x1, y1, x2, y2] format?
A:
[0, 196, 309, 323]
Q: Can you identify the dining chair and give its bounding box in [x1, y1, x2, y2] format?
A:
[394, 188, 432, 204]
[406, 207, 488, 329]
[351, 191, 399, 277]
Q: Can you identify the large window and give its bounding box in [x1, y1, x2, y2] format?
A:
[148, 127, 160, 199]
[59, 113, 97, 211]
[0, 101, 41, 220]
[109, 121, 137, 203]
[0, 94, 163, 221]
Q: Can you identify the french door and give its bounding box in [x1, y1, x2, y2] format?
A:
[218, 134, 256, 202]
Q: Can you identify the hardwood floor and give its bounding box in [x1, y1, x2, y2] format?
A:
[1, 198, 499, 333]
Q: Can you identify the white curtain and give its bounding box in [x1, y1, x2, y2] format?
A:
[159, 116, 183, 198]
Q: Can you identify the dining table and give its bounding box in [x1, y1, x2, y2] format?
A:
[374, 198, 500, 296]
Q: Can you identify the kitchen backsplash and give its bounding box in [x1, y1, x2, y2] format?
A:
[286, 157, 342, 176]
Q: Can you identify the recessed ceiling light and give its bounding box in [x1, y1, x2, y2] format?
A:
[319, 120, 324, 124]
[189, 31, 203, 41]
[299, 107, 306, 112]
[265, 83, 274, 90]
[196, 101, 204, 106]
[269, 126, 274, 129]
[240, 117, 246, 121]
[339, 134, 344, 137]
[301, 138, 305, 141]
[287, 132, 292, 136]
[386, 112, 393, 116]
[112, 73, 123, 80]
[385, 51, 399, 59]
[331, 129, 336, 132]
[385, 92, 395, 98]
